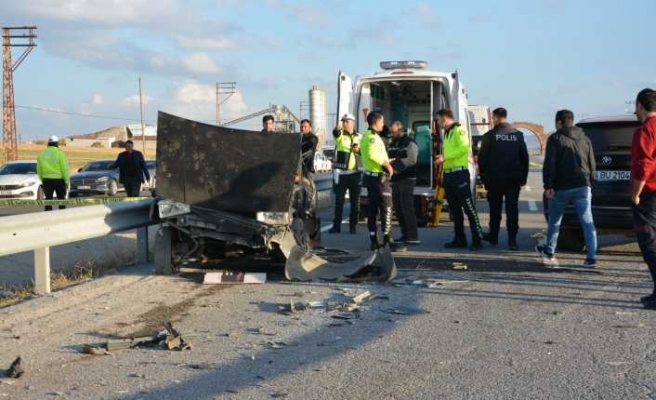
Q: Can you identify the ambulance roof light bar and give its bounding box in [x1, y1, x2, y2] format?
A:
[380, 61, 429, 70]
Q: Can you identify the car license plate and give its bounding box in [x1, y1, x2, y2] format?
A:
[595, 170, 630, 181]
[0, 190, 12, 195]
[77, 185, 91, 190]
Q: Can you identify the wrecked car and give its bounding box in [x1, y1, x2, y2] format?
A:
[153, 112, 395, 282]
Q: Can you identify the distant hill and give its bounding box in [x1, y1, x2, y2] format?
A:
[68, 126, 126, 140]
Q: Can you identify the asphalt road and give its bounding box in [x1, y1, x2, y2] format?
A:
[0, 158, 654, 399]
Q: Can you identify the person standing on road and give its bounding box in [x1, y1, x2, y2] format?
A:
[388, 121, 420, 245]
[536, 109, 597, 267]
[109, 140, 150, 198]
[36, 135, 70, 211]
[262, 115, 275, 133]
[630, 88, 656, 309]
[360, 111, 405, 252]
[300, 118, 319, 211]
[435, 109, 483, 251]
[328, 113, 362, 234]
[478, 107, 529, 251]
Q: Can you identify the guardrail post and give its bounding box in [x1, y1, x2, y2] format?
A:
[135, 227, 149, 264]
[34, 247, 51, 294]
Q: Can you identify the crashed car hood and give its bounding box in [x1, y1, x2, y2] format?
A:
[156, 111, 301, 213]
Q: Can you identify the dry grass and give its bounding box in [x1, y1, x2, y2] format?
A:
[1, 144, 156, 170]
[0, 250, 136, 308]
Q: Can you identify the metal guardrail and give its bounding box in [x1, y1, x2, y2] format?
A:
[0, 176, 334, 295]
[0, 199, 155, 294]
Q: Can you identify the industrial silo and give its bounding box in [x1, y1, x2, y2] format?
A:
[309, 85, 328, 151]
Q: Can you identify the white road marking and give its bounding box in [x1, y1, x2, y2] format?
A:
[528, 200, 538, 211]
[320, 219, 350, 232]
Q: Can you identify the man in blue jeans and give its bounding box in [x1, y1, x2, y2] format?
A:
[536, 109, 597, 267]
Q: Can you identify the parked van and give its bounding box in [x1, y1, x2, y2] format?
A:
[337, 60, 477, 225]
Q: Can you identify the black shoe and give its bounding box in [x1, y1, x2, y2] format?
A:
[643, 299, 656, 310]
[482, 232, 498, 245]
[444, 240, 467, 249]
[349, 226, 357, 234]
[469, 242, 483, 251]
[582, 259, 597, 268]
[385, 235, 407, 253]
[508, 239, 519, 251]
[370, 235, 382, 251]
[640, 293, 656, 304]
[328, 226, 341, 234]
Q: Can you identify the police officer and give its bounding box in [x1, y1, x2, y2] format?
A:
[328, 113, 361, 234]
[36, 135, 70, 211]
[435, 109, 483, 251]
[360, 111, 406, 252]
[478, 107, 529, 251]
[388, 121, 420, 245]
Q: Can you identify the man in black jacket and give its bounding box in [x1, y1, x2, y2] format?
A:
[109, 140, 150, 197]
[300, 119, 318, 177]
[536, 109, 597, 267]
[388, 121, 420, 244]
[478, 108, 529, 250]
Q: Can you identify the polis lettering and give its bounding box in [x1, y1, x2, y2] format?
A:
[496, 134, 517, 142]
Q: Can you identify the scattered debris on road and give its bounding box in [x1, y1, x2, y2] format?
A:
[203, 271, 266, 285]
[284, 247, 397, 282]
[384, 305, 428, 315]
[80, 322, 193, 354]
[452, 263, 468, 270]
[5, 357, 23, 379]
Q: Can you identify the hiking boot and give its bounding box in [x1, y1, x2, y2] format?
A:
[582, 258, 597, 268]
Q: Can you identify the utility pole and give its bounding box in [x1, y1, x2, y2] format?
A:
[2, 26, 36, 161]
[138, 77, 146, 153]
[215, 82, 236, 125]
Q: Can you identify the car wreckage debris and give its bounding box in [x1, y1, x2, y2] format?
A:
[5, 357, 24, 379]
[203, 271, 267, 285]
[284, 246, 397, 282]
[81, 322, 192, 354]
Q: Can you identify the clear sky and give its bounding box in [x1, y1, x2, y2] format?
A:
[3, 0, 655, 141]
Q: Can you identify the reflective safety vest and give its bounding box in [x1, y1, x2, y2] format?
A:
[442, 123, 470, 171]
[360, 129, 387, 173]
[37, 146, 70, 184]
[333, 129, 361, 170]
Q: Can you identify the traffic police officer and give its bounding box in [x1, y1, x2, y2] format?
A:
[360, 111, 406, 252]
[388, 121, 420, 244]
[36, 135, 70, 211]
[329, 113, 362, 234]
[478, 107, 529, 251]
[435, 109, 483, 250]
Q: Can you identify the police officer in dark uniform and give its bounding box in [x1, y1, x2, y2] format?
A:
[388, 121, 420, 244]
[478, 107, 529, 251]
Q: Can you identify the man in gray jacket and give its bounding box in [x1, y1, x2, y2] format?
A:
[388, 121, 420, 244]
[536, 109, 597, 267]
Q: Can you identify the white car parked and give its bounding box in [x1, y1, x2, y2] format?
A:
[0, 160, 43, 200]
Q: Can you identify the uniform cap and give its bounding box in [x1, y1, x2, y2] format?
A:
[48, 135, 59, 143]
[341, 113, 356, 121]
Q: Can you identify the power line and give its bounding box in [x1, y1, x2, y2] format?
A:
[5, 103, 151, 123]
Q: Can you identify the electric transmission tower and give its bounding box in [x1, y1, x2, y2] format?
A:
[215, 82, 236, 125]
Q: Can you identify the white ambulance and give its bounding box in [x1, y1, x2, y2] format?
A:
[336, 60, 477, 225]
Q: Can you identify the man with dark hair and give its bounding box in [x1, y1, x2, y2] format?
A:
[435, 109, 483, 251]
[37, 135, 70, 211]
[262, 115, 275, 133]
[360, 111, 405, 252]
[300, 119, 318, 176]
[630, 88, 656, 309]
[536, 109, 597, 267]
[329, 113, 362, 234]
[109, 140, 150, 197]
[388, 121, 420, 244]
[478, 107, 529, 250]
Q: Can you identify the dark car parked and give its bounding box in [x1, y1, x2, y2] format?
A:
[559, 115, 640, 250]
[69, 159, 123, 197]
